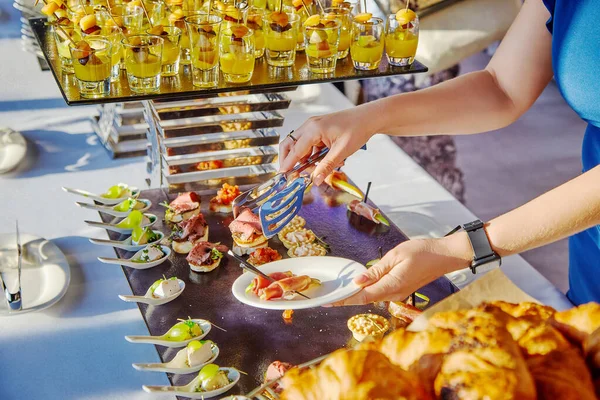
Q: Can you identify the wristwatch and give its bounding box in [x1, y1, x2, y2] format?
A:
[445, 219, 501, 274]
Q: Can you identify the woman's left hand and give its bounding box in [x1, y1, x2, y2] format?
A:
[326, 233, 473, 306]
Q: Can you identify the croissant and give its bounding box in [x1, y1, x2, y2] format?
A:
[374, 328, 452, 370]
[429, 308, 537, 400]
[552, 302, 600, 343]
[280, 349, 433, 400]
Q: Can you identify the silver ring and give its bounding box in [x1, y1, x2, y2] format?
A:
[287, 131, 297, 143]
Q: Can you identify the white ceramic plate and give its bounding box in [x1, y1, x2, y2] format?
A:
[0, 233, 70, 315]
[231, 256, 366, 310]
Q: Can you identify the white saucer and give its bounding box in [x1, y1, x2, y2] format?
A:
[0, 233, 70, 315]
[0, 128, 27, 174]
[231, 256, 366, 310]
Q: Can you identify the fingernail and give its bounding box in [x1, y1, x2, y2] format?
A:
[321, 304, 332, 308]
[314, 173, 325, 185]
[354, 274, 369, 285]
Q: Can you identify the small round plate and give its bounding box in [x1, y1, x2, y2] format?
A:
[231, 256, 366, 310]
[0, 233, 70, 315]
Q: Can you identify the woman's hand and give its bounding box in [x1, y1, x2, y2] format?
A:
[326, 233, 473, 306]
[279, 106, 378, 186]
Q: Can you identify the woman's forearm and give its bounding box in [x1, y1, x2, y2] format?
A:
[485, 166, 600, 258]
[361, 70, 519, 137]
[356, 0, 554, 139]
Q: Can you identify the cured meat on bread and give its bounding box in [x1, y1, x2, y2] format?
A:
[164, 192, 201, 224]
[172, 213, 209, 254]
[186, 241, 228, 273]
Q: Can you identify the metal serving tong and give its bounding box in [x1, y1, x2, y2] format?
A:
[232, 147, 330, 238]
[228, 250, 311, 300]
[1, 221, 23, 311]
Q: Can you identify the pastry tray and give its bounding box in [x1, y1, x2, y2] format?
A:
[30, 17, 428, 106]
[100, 185, 458, 396]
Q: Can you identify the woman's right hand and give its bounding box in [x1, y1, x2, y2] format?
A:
[279, 106, 377, 186]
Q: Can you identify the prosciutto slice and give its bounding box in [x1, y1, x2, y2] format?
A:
[348, 200, 381, 223]
[229, 208, 262, 241]
[260, 275, 313, 300]
[186, 242, 228, 266]
[251, 271, 293, 296]
[170, 192, 200, 213]
[174, 213, 207, 242]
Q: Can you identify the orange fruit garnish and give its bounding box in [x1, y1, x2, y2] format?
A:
[395, 9, 417, 25]
[231, 24, 249, 38]
[353, 12, 372, 23]
[303, 14, 321, 27]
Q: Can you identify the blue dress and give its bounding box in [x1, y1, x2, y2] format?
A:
[542, 0, 600, 304]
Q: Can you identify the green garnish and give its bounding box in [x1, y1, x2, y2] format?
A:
[210, 248, 223, 261]
[245, 281, 255, 294]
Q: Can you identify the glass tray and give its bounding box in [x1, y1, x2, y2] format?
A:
[30, 17, 428, 106]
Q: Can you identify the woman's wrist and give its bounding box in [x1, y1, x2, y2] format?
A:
[439, 231, 475, 274]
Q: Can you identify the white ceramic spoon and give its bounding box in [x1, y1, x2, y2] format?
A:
[125, 319, 212, 348]
[76, 199, 152, 217]
[119, 278, 184, 305]
[98, 245, 171, 269]
[143, 368, 240, 399]
[133, 343, 220, 374]
[89, 231, 164, 252]
[85, 213, 158, 234]
[62, 186, 140, 205]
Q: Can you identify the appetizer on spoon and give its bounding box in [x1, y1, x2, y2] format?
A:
[89, 228, 164, 251]
[119, 275, 184, 305]
[85, 210, 158, 234]
[98, 244, 170, 269]
[77, 198, 152, 217]
[63, 183, 140, 205]
[133, 339, 219, 373]
[126, 318, 212, 347]
[143, 363, 240, 398]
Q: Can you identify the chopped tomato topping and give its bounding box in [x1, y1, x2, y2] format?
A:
[215, 183, 240, 205]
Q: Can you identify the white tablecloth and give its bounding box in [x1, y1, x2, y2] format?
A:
[0, 37, 571, 400]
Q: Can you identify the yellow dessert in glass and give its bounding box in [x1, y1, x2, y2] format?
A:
[186, 14, 222, 87]
[385, 10, 418, 66]
[350, 15, 384, 70]
[123, 34, 164, 92]
[220, 24, 255, 83]
[69, 38, 112, 98]
[247, 6, 266, 58]
[303, 16, 339, 74]
[321, 7, 351, 59]
[264, 11, 300, 67]
[147, 25, 182, 76]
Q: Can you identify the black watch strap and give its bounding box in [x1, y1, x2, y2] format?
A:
[445, 220, 501, 274]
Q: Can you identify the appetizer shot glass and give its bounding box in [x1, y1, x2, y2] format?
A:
[147, 25, 182, 76]
[97, 5, 144, 36]
[220, 24, 255, 83]
[123, 34, 164, 93]
[350, 16, 384, 70]
[321, 7, 351, 59]
[285, 3, 315, 52]
[168, 8, 191, 64]
[143, 0, 165, 27]
[67, 4, 94, 34]
[385, 10, 418, 66]
[217, 3, 249, 30]
[85, 34, 122, 83]
[247, 6, 266, 58]
[304, 18, 340, 74]
[54, 25, 79, 74]
[69, 37, 112, 98]
[264, 11, 300, 67]
[186, 14, 222, 88]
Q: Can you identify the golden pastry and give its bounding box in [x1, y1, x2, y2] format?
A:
[278, 227, 316, 249]
[287, 242, 326, 258]
[347, 314, 390, 342]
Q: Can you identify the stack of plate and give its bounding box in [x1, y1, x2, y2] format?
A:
[91, 103, 149, 158]
[13, 1, 48, 68]
[144, 92, 291, 193]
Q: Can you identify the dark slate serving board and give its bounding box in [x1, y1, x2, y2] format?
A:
[102, 185, 458, 396]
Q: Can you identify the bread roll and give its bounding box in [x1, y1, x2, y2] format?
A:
[280, 349, 432, 400]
